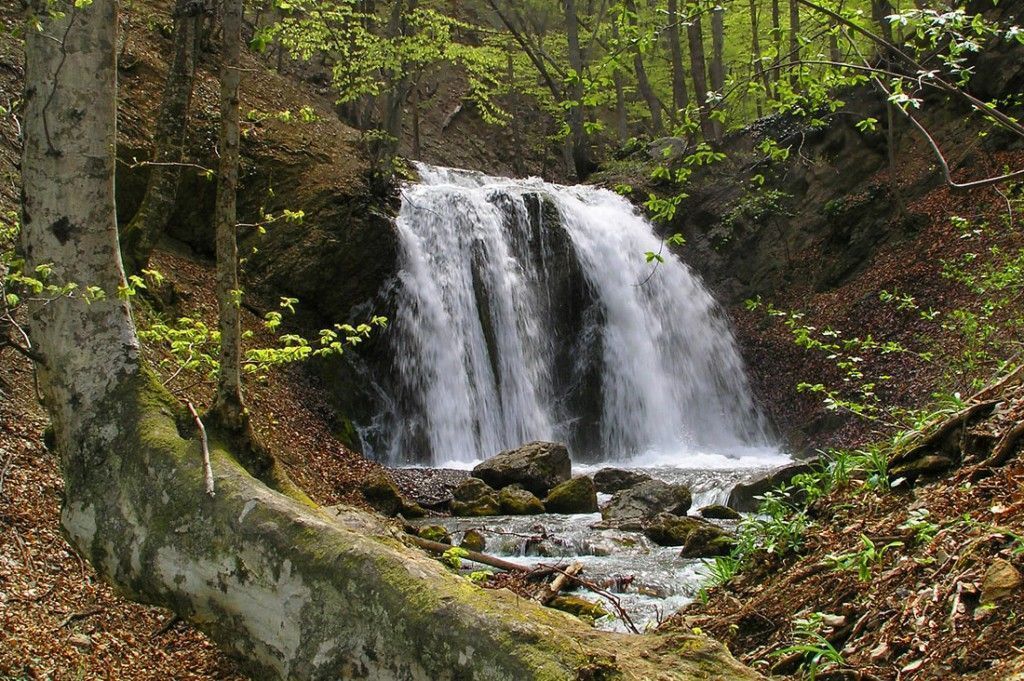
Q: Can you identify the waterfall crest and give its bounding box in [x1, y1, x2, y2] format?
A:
[373, 164, 777, 467]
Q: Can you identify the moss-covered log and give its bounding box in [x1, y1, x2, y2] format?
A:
[67, 374, 761, 680]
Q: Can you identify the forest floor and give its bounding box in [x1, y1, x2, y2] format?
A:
[670, 442, 1024, 680]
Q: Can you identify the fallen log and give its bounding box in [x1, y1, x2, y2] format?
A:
[407, 534, 534, 573]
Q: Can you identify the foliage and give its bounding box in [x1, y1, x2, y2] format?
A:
[772, 613, 845, 680]
[826, 533, 903, 581]
[440, 546, 469, 569]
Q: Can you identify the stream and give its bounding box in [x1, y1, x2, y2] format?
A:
[409, 456, 789, 632]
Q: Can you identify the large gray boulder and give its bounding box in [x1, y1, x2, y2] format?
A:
[600, 479, 692, 527]
[472, 441, 572, 497]
[592, 468, 653, 494]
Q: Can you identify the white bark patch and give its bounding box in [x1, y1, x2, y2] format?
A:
[61, 501, 98, 553]
[154, 546, 311, 677]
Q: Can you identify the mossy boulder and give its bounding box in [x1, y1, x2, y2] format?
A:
[460, 529, 487, 552]
[644, 514, 706, 546]
[644, 513, 735, 557]
[450, 478, 501, 516]
[549, 595, 609, 621]
[472, 441, 571, 497]
[499, 486, 546, 515]
[592, 468, 653, 494]
[453, 477, 497, 502]
[418, 525, 452, 544]
[544, 476, 598, 514]
[360, 470, 426, 518]
[680, 525, 736, 558]
[699, 504, 742, 521]
[601, 480, 691, 526]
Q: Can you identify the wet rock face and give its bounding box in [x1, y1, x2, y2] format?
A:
[601, 480, 692, 526]
[472, 441, 572, 498]
[592, 468, 653, 494]
[544, 476, 598, 514]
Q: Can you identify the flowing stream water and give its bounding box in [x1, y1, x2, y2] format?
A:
[368, 164, 790, 629]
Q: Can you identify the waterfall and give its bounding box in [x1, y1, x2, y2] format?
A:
[372, 164, 777, 467]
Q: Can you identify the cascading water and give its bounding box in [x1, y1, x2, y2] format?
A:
[372, 164, 779, 468]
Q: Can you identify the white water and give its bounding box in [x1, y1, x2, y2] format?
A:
[377, 164, 779, 467]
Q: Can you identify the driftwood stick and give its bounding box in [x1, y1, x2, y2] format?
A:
[536, 561, 583, 605]
[408, 535, 533, 573]
[186, 401, 215, 497]
[546, 563, 641, 634]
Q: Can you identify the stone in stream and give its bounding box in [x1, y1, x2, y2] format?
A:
[498, 486, 546, 515]
[643, 513, 735, 557]
[699, 504, 742, 521]
[460, 529, 487, 552]
[601, 479, 692, 526]
[472, 441, 571, 497]
[360, 470, 426, 518]
[450, 478, 501, 517]
[418, 525, 452, 544]
[591, 468, 653, 494]
[544, 476, 599, 514]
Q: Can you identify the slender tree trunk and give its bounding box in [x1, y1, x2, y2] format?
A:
[564, 0, 594, 178]
[749, 0, 767, 116]
[788, 0, 800, 90]
[119, 0, 199, 274]
[213, 0, 245, 431]
[710, 4, 725, 140]
[611, 19, 630, 140]
[20, 8, 765, 679]
[625, 0, 664, 135]
[686, 8, 717, 143]
[667, 0, 690, 116]
[770, 0, 781, 86]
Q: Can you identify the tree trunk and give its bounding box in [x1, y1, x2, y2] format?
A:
[119, 0, 199, 274]
[710, 5, 725, 94]
[20, 3, 765, 679]
[749, 0, 767, 115]
[611, 19, 629, 140]
[213, 0, 245, 432]
[625, 0, 664, 136]
[710, 4, 726, 140]
[770, 0, 781, 85]
[667, 0, 690, 116]
[788, 0, 800, 90]
[564, 0, 595, 179]
[686, 9, 717, 143]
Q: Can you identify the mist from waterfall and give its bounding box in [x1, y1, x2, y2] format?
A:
[370, 164, 782, 468]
